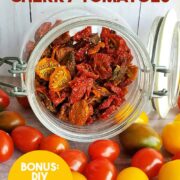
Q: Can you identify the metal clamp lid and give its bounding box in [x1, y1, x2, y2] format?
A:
[0, 57, 27, 96]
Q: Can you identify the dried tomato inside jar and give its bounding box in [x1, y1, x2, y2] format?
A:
[35, 26, 138, 126]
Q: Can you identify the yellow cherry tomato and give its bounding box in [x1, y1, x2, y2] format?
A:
[72, 172, 87, 180]
[174, 114, 180, 123]
[158, 160, 180, 180]
[117, 167, 148, 180]
[162, 122, 180, 154]
[135, 112, 149, 124]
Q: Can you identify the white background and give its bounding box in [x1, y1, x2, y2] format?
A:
[0, 0, 180, 75]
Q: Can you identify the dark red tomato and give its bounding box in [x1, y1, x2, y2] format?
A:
[16, 96, 30, 109]
[178, 96, 180, 110]
[60, 149, 87, 173]
[11, 126, 43, 153]
[88, 140, 120, 162]
[39, 134, 70, 154]
[0, 130, 14, 162]
[0, 89, 10, 111]
[131, 148, 164, 178]
[172, 152, 180, 160]
[84, 158, 117, 180]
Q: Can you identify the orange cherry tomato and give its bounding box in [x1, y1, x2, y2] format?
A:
[0, 130, 14, 163]
[0, 89, 10, 111]
[60, 149, 87, 173]
[84, 158, 117, 180]
[39, 134, 70, 154]
[131, 148, 164, 178]
[11, 126, 43, 153]
[88, 139, 120, 162]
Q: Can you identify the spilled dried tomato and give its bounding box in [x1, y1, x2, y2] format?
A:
[35, 26, 138, 126]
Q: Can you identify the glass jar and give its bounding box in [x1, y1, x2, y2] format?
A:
[0, 5, 179, 142]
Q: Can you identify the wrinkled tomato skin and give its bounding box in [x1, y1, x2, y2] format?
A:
[131, 148, 164, 178]
[60, 149, 87, 173]
[16, 96, 30, 109]
[39, 134, 70, 154]
[0, 89, 10, 111]
[0, 130, 14, 163]
[88, 140, 120, 162]
[84, 158, 117, 180]
[11, 126, 43, 153]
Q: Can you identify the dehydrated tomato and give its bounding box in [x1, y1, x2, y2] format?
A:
[36, 86, 56, 113]
[35, 58, 59, 81]
[74, 26, 92, 41]
[49, 66, 71, 92]
[35, 26, 138, 125]
[69, 100, 90, 126]
[35, 22, 52, 42]
[61, 51, 76, 77]
[77, 63, 99, 79]
[52, 47, 74, 62]
[88, 42, 105, 55]
[93, 53, 112, 80]
[52, 32, 71, 47]
[24, 41, 35, 60]
[69, 76, 94, 104]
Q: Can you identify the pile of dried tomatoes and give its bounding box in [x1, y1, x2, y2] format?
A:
[35, 26, 138, 126]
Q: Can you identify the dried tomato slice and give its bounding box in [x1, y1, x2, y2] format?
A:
[69, 100, 90, 126]
[88, 42, 105, 55]
[49, 66, 71, 92]
[99, 105, 117, 120]
[74, 26, 92, 41]
[127, 65, 138, 81]
[58, 103, 70, 122]
[92, 84, 111, 99]
[77, 63, 99, 79]
[35, 58, 59, 81]
[69, 75, 94, 104]
[35, 22, 52, 42]
[52, 32, 71, 47]
[36, 86, 56, 113]
[93, 53, 112, 80]
[52, 47, 74, 62]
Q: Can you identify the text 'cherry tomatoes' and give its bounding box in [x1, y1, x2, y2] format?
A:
[0, 130, 14, 163]
[84, 158, 117, 180]
[39, 134, 69, 154]
[11, 126, 43, 153]
[0, 89, 10, 111]
[60, 149, 87, 173]
[131, 148, 164, 178]
[88, 139, 120, 162]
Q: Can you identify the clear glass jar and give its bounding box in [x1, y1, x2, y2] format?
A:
[0, 6, 179, 142]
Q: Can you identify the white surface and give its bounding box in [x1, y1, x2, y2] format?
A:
[0, 1, 179, 76]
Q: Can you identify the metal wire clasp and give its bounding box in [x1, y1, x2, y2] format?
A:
[151, 64, 170, 98]
[0, 57, 27, 96]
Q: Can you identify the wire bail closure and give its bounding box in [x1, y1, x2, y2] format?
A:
[151, 64, 170, 98]
[0, 57, 27, 96]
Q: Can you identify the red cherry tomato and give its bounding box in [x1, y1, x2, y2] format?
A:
[11, 126, 43, 153]
[39, 134, 69, 154]
[84, 158, 117, 180]
[88, 139, 120, 162]
[131, 148, 164, 178]
[0, 89, 10, 111]
[60, 149, 87, 173]
[16, 96, 30, 109]
[172, 152, 180, 160]
[0, 130, 14, 162]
